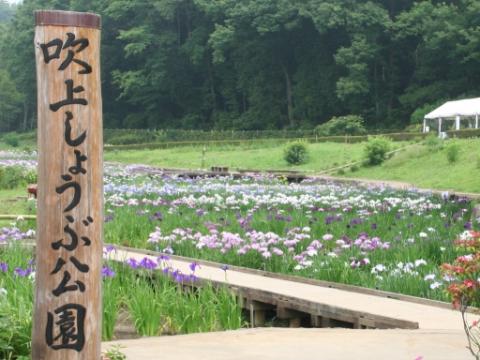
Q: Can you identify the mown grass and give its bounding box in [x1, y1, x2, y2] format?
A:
[345, 138, 480, 193]
[0, 188, 35, 227]
[2, 136, 480, 192]
[105, 141, 375, 172]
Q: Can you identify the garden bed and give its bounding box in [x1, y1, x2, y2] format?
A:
[0, 240, 244, 359]
[101, 164, 477, 302]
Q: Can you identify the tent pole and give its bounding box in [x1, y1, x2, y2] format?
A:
[423, 118, 426, 133]
[476, 114, 478, 129]
[438, 118, 442, 137]
[455, 115, 460, 130]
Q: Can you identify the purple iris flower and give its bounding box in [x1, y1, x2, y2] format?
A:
[0, 262, 8, 272]
[464, 221, 473, 230]
[371, 223, 377, 230]
[101, 266, 116, 278]
[171, 269, 183, 283]
[126, 258, 140, 269]
[349, 218, 363, 226]
[140, 257, 157, 270]
[104, 214, 114, 223]
[189, 262, 200, 273]
[187, 274, 198, 282]
[14, 267, 32, 277]
[105, 244, 116, 253]
[220, 264, 229, 272]
[149, 211, 163, 222]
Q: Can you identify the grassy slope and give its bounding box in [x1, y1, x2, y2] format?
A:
[105, 142, 371, 172]
[1, 134, 479, 192]
[0, 187, 35, 227]
[344, 138, 480, 193]
[106, 138, 480, 193]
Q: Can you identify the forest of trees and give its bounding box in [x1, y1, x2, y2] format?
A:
[0, 0, 479, 132]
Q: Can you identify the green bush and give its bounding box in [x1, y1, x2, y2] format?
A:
[445, 141, 460, 163]
[404, 123, 423, 133]
[315, 115, 367, 136]
[446, 128, 480, 139]
[364, 136, 391, 166]
[0, 166, 33, 189]
[424, 135, 444, 152]
[3, 133, 19, 147]
[283, 141, 309, 165]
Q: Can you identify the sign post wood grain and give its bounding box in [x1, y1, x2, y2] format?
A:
[32, 10, 103, 360]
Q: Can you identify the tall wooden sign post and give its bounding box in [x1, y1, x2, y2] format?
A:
[32, 10, 103, 360]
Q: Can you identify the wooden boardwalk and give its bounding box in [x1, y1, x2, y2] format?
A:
[108, 246, 464, 331]
[103, 328, 471, 360]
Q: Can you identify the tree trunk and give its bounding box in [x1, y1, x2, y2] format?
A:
[207, 61, 217, 121]
[373, 61, 380, 118]
[282, 64, 294, 128]
[23, 100, 28, 131]
[388, 46, 394, 120]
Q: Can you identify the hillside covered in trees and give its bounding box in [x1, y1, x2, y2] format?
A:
[0, 0, 479, 132]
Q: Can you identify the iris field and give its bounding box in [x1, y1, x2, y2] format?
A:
[0, 149, 478, 358]
[103, 163, 475, 301]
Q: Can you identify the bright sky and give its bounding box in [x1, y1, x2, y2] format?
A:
[5, 0, 22, 4]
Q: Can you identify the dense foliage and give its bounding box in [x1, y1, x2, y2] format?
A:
[364, 136, 391, 165]
[315, 115, 366, 136]
[283, 141, 308, 165]
[0, 0, 479, 132]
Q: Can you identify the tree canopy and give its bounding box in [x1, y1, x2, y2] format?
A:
[0, 0, 479, 132]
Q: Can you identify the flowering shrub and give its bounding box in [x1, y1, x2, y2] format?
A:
[442, 231, 480, 308]
[442, 230, 480, 359]
[314, 115, 366, 136]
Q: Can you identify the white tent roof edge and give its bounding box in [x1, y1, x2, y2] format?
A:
[424, 97, 480, 119]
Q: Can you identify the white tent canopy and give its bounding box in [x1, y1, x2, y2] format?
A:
[423, 97, 480, 135]
[425, 97, 480, 119]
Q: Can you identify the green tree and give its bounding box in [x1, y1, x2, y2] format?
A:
[0, 69, 24, 131]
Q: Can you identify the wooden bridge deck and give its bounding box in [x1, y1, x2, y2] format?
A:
[108, 246, 464, 331]
[103, 328, 470, 360]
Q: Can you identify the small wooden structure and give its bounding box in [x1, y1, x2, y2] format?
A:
[27, 184, 37, 198]
[211, 166, 229, 173]
[112, 247, 469, 332]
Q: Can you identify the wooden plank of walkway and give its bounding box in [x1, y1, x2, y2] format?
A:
[108, 247, 463, 331]
[103, 328, 470, 360]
